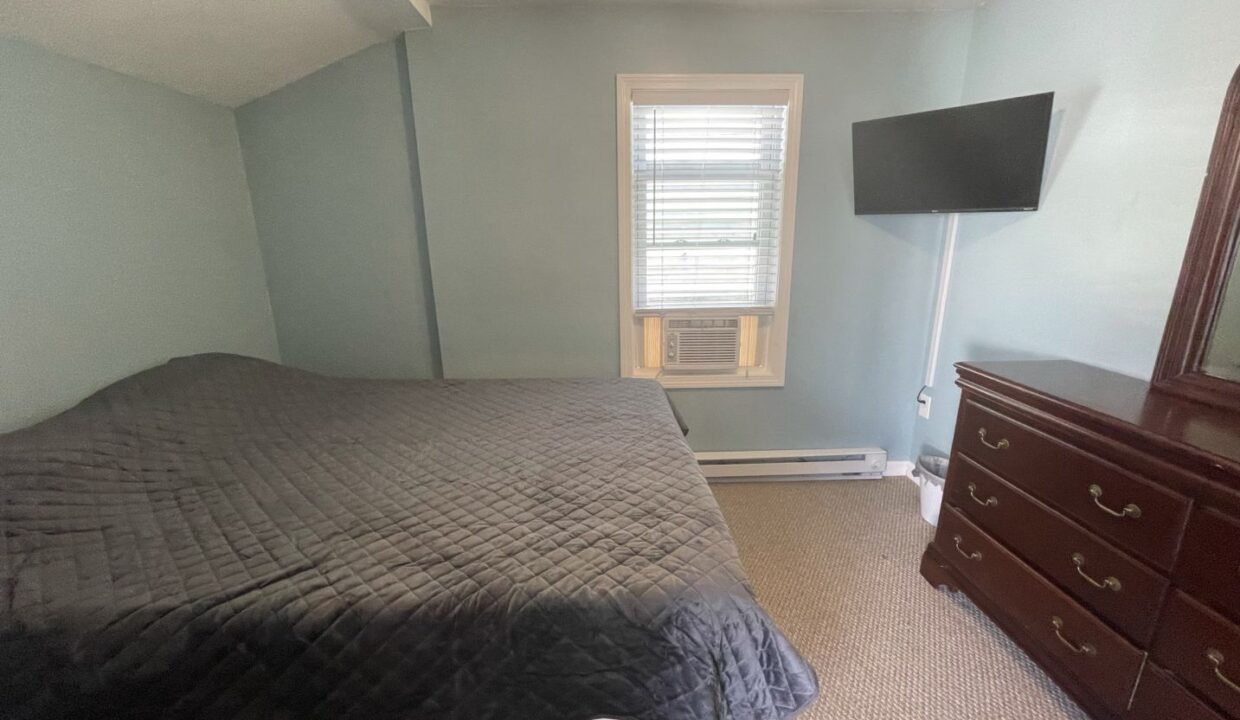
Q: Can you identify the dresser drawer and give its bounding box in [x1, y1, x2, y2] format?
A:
[1130, 663, 1227, 720]
[935, 506, 1145, 714]
[956, 399, 1190, 569]
[947, 453, 1169, 644]
[1177, 507, 1240, 625]
[1154, 592, 1240, 718]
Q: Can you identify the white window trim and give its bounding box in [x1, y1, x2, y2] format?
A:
[616, 73, 804, 389]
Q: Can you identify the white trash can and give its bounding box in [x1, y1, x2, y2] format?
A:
[914, 454, 948, 527]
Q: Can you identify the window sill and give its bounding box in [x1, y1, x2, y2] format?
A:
[634, 307, 776, 318]
[627, 367, 785, 389]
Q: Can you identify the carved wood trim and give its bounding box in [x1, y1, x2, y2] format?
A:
[1153, 64, 1240, 410]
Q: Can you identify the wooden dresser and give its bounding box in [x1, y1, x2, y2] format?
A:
[921, 359, 1240, 720]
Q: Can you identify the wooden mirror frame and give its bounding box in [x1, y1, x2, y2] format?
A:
[1153, 64, 1240, 410]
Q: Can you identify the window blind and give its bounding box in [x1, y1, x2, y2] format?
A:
[631, 103, 789, 310]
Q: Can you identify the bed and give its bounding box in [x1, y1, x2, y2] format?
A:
[0, 354, 817, 720]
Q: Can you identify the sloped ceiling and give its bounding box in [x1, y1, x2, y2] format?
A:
[0, 0, 431, 107]
[431, 0, 980, 8]
[0, 0, 980, 107]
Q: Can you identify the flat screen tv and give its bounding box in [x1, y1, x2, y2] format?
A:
[852, 92, 1054, 214]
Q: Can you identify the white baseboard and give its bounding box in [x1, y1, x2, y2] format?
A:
[884, 460, 916, 483]
[699, 452, 916, 483]
[697, 448, 886, 481]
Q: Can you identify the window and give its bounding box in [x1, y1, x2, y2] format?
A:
[617, 75, 803, 388]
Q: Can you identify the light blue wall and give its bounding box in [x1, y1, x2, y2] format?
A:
[14, 0, 1213, 460]
[913, 0, 1240, 456]
[0, 38, 279, 433]
[406, 6, 975, 454]
[236, 40, 440, 379]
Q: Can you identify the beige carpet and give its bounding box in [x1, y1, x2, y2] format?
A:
[712, 478, 1090, 720]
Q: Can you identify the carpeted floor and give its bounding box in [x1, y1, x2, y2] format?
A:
[711, 478, 1090, 720]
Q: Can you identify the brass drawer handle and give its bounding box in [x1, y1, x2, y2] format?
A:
[977, 428, 1010, 451]
[1051, 616, 1097, 657]
[1071, 553, 1122, 592]
[1088, 484, 1142, 519]
[953, 534, 983, 562]
[967, 483, 998, 508]
[1208, 649, 1240, 694]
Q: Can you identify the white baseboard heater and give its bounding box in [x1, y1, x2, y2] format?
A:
[695, 447, 888, 482]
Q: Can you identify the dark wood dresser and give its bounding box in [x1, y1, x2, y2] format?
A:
[921, 359, 1240, 720]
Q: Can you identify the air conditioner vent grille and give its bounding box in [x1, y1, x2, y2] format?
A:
[667, 318, 740, 329]
[663, 315, 740, 372]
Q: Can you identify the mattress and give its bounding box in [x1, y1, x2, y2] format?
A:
[0, 354, 817, 719]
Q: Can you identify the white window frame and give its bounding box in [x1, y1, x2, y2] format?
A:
[617, 73, 803, 389]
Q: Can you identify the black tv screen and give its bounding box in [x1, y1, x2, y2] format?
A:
[852, 93, 1054, 214]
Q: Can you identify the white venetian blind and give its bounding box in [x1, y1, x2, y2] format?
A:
[631, 102, 789, 310]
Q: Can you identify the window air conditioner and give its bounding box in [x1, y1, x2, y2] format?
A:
[662, 315, 740, 372]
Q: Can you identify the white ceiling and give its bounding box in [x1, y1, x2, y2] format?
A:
[430, 0, 981, 8]
[0, 0, 431, 108]
[0, 0, 978, 108]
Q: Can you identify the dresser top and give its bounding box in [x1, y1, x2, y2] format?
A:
[957, 360, 1240, 479]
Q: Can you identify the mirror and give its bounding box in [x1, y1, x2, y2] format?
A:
[1153, 64, 1240, 410]
[1203, 248, 1240, 382]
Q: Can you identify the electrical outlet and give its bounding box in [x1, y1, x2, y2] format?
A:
[917, 393, 932, 419]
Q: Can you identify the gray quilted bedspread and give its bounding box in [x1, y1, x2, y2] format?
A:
[0, 354, 817, 720]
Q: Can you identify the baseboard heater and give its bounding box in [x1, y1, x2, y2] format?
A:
[695, 448, 888, 482]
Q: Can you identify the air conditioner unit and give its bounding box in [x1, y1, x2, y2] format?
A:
[663, 315, 740, 372]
